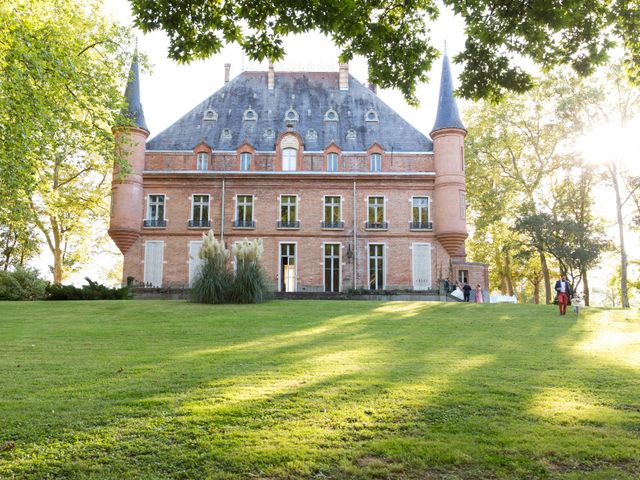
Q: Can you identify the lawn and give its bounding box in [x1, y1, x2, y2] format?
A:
[0, 300, 638, 479]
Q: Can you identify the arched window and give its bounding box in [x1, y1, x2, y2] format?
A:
[196, 152, 209, 171]
[370, 153, 382, 172]
[327, 153, 338, 172]
[240, 152, 251, 171]
[282, 148, 297, 171]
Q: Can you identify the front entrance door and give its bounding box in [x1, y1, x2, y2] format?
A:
[280, 243, 296, 292]
[412, 243, 432, 290]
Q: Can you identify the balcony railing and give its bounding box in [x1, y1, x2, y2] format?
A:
[233, 220, 256, 228]
[321, 221, 344, 229]
[188, 219, 211, 228]
[143, 219, 167, 228]
[365, 221, 388, 230]
[277, 220, 300, 229]
[409, 221, 433, 230]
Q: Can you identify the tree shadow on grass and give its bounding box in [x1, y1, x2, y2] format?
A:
[1, 301, 639, 479]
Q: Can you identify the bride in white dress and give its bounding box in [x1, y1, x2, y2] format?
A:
[451, 285, 464, 300]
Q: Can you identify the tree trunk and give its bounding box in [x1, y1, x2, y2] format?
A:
[582, 268, 590, 307]
[533, 279, 540, 304]
[53, 247, 63, 284]
[610, 163, 630, 308]
[505, 253, 514, 296]
[540, 250, 551, 304]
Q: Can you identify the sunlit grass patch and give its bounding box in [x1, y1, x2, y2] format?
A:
[0, 300, 639, 479]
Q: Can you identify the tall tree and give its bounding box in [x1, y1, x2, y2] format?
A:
[128, 0, 640, 104]
[465, 73, 587, 303]
[0, 0, 132, 283]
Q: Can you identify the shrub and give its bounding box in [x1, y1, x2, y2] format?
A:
[0, 271, 25, 300]
[0, 268, 48, 301]
[46, 278, 129, 300]
[231, 239, 270, 304]
[190, 230, 232, 304]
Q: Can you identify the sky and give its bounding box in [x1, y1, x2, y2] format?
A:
[40, 0, 638, 305]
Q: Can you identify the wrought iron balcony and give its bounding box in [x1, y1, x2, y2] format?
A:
[188, 219, 211, 228]
[143, 219, 167, 228]
[277, 220, 300, 229]
[321, 221, 345, 229]
[409, 221, 433, 230]
[233, 220, 256, 228]
[365, 221, 388, 230]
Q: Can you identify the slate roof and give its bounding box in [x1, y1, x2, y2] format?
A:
[122, 53, 148, 131]
[146, 72, 433, 152]
[431, 52, 465, 133]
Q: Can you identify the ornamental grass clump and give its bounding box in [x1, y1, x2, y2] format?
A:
[231, 238, 270, 304]
[190, 230, 232, 304]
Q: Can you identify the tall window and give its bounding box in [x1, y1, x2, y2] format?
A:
[190, 195, 210, 227]
[327, 153, 338, 172]
[240, 152, 251, 171]
[367, 196, 386, 229]
[323, 196, 342, 228]
[411, 197, 430, 228]
[145, 195, 166, 227]
[369, 244, 384, 290]
[196, 152, 208, 171]
[370, 153, 382, 172]
[458, 270, 469, 284]
[324, 243, 340, 292]
[282, 148, 297, 171]
[460, 192, 466, 219]
[279, 195, 298, 228]
[235, 195, 254, 227]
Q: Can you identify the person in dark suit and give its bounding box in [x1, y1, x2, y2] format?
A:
[462, 282, 472, 302]
[555, 275, 572, 315]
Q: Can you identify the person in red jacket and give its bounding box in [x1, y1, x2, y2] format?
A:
[555, 275, 572, 316]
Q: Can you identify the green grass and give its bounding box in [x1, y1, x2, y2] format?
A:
[0, 300, 638, 479]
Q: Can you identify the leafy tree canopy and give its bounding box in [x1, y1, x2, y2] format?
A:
[129, 0, 640, 104]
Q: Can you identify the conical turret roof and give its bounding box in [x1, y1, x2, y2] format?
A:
[122, 52, 148, 131]
[431, 51, 465, 134]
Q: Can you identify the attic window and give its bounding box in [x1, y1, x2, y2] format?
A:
[365, 109, 379, 122]
[221, 128, 232, 139]
[204, 109, 218, 121]
[306, 129, 318, 141]
[284, 108, 299, 122]
[346, 129, 357, 140]
[243, 107, 257, 121]
[324, 109, 338, 121]
[264, 128, 275, 138]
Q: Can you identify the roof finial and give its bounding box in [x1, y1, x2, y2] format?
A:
[444, 39, 447, 55]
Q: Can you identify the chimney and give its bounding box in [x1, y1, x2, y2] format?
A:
[339, 62, 349, 91]
[224, 63, 231, 84]
[268, 62, 274, 90]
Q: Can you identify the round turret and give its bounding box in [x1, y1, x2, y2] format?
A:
[108, 53, 149, 254]
[431, 51, 468, 257]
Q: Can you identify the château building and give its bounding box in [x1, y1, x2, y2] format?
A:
[108, 54, 488, 293]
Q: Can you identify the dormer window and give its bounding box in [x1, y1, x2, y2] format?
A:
[204, 109, 218, 121]
[282, 148, 296, 171]
[284, 108, 299, 123]
[243, 108, 257, 121]
[240, 152, 252, 171]
[324, 109, 338, 122]
[365, 109, 379, 122]
[346, 129, 357, 140]
[221, 128, 232, 139]
[370, 153, 382, 172]
[264, 128, 275, 138]
[196, 152, 209, 171]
